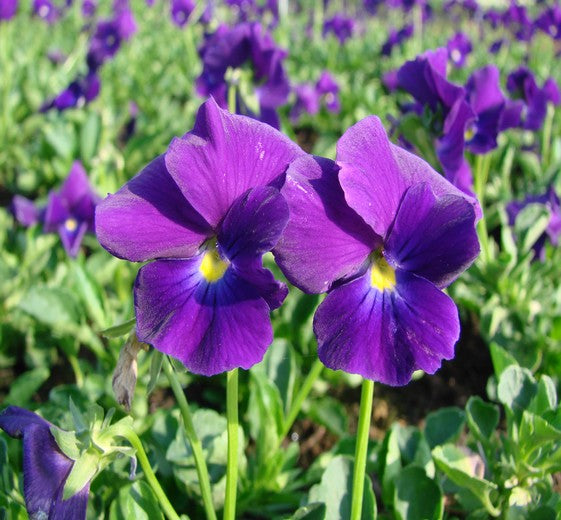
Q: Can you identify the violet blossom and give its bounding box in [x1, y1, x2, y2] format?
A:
[33, 0, 60, 24]
[96, 98, 304, 376]
[170, 0, 195, 27]
[447, 32, 472, 68]
[0, 0, 18, 20]
[323, 13, 355, 44]
[316, 70, 340, 113]
[40, 72, 100, 112]
[0, 406, 90, 520]
[274, 116, 479, 385]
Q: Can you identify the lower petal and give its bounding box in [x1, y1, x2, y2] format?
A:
[135, 259, 274, 376]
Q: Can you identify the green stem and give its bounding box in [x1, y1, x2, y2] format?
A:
[123, 429, 183, 520]
[279, 359, 323, 444]
[474, 153, 492, 264]
[542, 103, 554, 171]
[350, 379, 374, 520]
[68, 354, 84, 388]
[224, 369, 239, 520]
[228, 77, 237, 115]
[162, 358, 217, 520]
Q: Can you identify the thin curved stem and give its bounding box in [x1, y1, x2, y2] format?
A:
[122, 428, 183, 520]
[162, 358, 217, 520]
[224, 369, 239, 520]
[350, 379, 374, 520]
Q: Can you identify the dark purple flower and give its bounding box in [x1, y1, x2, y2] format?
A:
[447, 32, 472, 67]
[489, 39, 504, 54]
[0, 406, 90, 520]
[0, 0, 18, 20]
[535, 4, 561, 39]
[274, 117, 479, 385]
[502, 3, 534, 41]
[33, 0, 60, 23]
[171, 0, 195, 27]
[96, 99, 304, 376]
[82, 0, 96, 17]
[41, 161, 100, 257]
[40, 72, 100, 112]
[507, 67, 560, 130]
[323, 13, 355, 44]
[316, 70, 340, 112]
[382, 24, 413, 56]
[290, 84, 320, 122]
[507, 186, 561, 260]
[196, 22, 290, 128]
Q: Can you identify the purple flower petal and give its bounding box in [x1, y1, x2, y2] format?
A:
[135, 258, 274, 376]
[12, 195, 41, 227]
[314, 269, 459, 385]
[165, 98, 303, 228]
[0, 406, 90, 520]
[234, 261, 288, 310]
[274, 154, 379, 293]
[337, 116, 408, 237]
[385, 183, 479, 288]
[96, 155, 211, 262]
[59, 220, 89, 258]
[218, 185, 288, 262]
[44, 192, 70, 232]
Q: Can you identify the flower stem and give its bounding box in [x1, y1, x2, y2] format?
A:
[474, 153, 492, 264]
[279, 359, 323, 444]
[542, 103, 555, 170]
[123, 428, 183, 520]
[162, 358, 217, 520]
[350, 378, 374, 520]
[224, 369, 239, 520]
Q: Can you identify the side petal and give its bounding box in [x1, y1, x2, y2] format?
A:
[95, 155, 211, 262]
[274, 154, 379, 294]
[165, 97, 304, 228]
[44, 192, 69, 232]
[337, 115, 407, 237]
[218, 186, 289, 262]
[59, 161, 96, 208]
[385, 183, 479, 288]
[12, 196, 41, 227]
[134, 258, 273, 376]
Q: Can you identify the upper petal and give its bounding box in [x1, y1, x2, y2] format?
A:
[134, 258, 274, 376]
[385, 183, 480, 289]
[218, 185, 289, 263]
[95, 155, 211, 262]
[336, 116, 408, 237]
[274, 154, 379, 294]
[165, 97, 304, 228]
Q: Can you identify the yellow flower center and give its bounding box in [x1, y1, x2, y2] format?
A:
[64, 218, 78, 232]
[370, 254, 396, 291]
[464, 126, 475, 142]
[199, 248, 229, 282]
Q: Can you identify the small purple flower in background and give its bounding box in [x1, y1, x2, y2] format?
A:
[447, 32, 472, 67]
[274, 116, 479, 385]
[381, 24, 413, 56]
[96, 99, 304, 376]
[502, 2, 534, 41]
[40, 72, 100, 112]
[33, 0, 59, 23]
[81, 0, 96, 17]
[0, 406, 90, 520]
[506, 67, 560, 130]
[290, 83, 320, 122]
[170, 0, 195, 28]
[489, 39, 504, 54]
[323, 13, 355, 44]
[535, 4, 561, 39]
[0, 0, 18, 20]
[316, 70, 340, 113]
[13, 162, 100, 257]
[507, 186, 561, 260]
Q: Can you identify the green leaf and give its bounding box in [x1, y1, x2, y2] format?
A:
[44, 122, 76, 158]
[262, 339, 296, 416]
[381, 424, 402, 506]
[490, 342, 518, 378]
[497, 366, 537, 420]
[147, 350, 164, 395]
[0, 438, 13, 495]
[72, 262, 106, 328]
[4, 367, 50, 406]
[291, 503, 326, 520]
[394, 466, 443, 520]
[424, 407, 465, 449]
[63, 450, 99, 500]
[432, 445, 499, 516]
[80, 111, 101, 163]
[466, 396, 499, 444]
[513, 203, 550, 255]
[100, 318, 136, 338]
[50, 427, 81, 460]
[17, 286, 81, 327]
[308, 455, 376, 520]
[109, 481, 164, 520]
[308, 396, 349, 437]
[530, 376, 557, 414]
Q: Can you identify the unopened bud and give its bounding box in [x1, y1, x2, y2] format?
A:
[112, 332, 147, 411]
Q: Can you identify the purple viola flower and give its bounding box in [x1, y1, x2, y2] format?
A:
[43, 161, 100, 257]
[0, 406, 90, 519]
[274, 117, 479, 385]
[33, 0, 59, 23]
[535, 4, 561, 39]
[502, 2, 534, 41]
[507, 186, 561, 260]
[0, 0, 18, 20]
[447, 32, 472, 68]
[290, 83, 320, 122]
[316, 70, 340, 113]
[381, 24, 413, 56]
[40, 72, 100, 112]
[323, 13, 355, 44]
[170, 0, 195, 27]
[96, 99, 304, 376]
[506, 67, 560, 130]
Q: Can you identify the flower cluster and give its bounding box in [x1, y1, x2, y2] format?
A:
[12, 161, 100, 257]
[96, 98, 479, 385]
